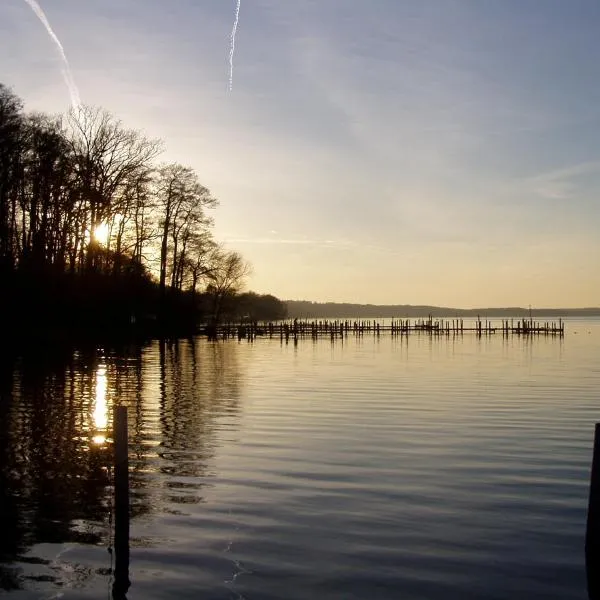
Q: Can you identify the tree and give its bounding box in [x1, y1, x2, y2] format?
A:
[19, 113, 74, 272]
[66, 106, 162, 272]
[154, 163, 217, 299]
[206, 249, 251, 323]
[0, 84, 24, 271]
[184, 231, 218, 295]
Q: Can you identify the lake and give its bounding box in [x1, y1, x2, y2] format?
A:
[1, 318, 599, 599]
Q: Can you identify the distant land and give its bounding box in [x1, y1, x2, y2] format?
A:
[286, 301, 600, 319]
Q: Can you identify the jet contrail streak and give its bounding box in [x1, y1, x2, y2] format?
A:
[228, 0, 241, 91]
[22, 0, 81, 108]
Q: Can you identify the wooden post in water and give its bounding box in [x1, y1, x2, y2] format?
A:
[113, 405, 130, 599]
[587, 423, 600, 600]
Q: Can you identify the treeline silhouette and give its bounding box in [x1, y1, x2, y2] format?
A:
[0, 84, 286, 337]
[286, 301, 600, 319]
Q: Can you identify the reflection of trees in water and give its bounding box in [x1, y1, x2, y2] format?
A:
[0, 354, 21, 590]
[161, 338, 243, 453]
[0, 346, 111, 588]
[0, 344, 144, 589]
[129, 338, 243, 512]
[0, 338, 245, 590]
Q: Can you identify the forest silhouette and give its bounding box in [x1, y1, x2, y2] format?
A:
[0, 84, 286, 339]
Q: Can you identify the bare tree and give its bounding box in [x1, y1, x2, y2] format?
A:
[0, 84, 24, 270]
[153, 164, 217, 298]
[206, 249, 251, 323]
[66, 106, 162, 271]
[184, 231, 218, 295]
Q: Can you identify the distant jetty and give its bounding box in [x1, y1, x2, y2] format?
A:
[206, 316, 565, 341]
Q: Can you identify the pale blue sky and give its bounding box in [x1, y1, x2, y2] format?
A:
[2, 0, 599, 306]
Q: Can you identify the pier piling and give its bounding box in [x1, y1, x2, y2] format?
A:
[587, 423, 600, 600]
[113, 405, 130, 599]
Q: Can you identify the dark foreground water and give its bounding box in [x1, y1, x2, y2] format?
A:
[1, 319, 599, 599]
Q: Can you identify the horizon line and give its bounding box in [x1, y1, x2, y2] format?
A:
[284, 300, 600, 311]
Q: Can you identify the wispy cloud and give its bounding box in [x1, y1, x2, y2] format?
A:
[526, 160, 600, 200]
[228, 0, 241, 91]
[224, 236, 357, 248]
[22, 0, 80, 108]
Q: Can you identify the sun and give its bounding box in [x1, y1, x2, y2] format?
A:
[93, 222, 110, 246]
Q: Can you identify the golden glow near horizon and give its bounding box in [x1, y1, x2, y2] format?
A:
[92, 365, 108, 445]
[231, 232, 600, 308]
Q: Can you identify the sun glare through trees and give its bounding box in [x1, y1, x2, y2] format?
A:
[92, 222, 110, 246]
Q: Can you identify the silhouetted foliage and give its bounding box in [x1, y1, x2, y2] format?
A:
[0, 84, 285, 337]
[235, 292, 288, 321]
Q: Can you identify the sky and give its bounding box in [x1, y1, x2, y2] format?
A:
[1, 0, 599, 307]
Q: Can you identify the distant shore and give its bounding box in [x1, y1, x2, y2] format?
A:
[285, 301, 600, 319]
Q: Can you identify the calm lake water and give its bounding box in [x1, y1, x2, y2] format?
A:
[1, 319, 599, 599]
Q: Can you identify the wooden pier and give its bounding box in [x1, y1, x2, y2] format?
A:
[205, 316, 565, 342]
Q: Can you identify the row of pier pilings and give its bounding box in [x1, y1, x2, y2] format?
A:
[478, 317, 565, 336]
[203, 316, 565, 342]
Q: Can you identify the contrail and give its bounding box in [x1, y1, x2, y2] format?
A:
[22, 0, 81, 108]
[228, 0, 241, 91]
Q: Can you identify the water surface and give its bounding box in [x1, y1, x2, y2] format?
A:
[1, 319, 598, 599]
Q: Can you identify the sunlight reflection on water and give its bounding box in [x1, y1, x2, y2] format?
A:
[92, 364, 108, 446]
